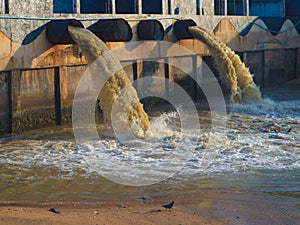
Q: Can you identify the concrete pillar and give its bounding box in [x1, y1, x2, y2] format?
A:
[1, 0, 9, 14]
[244, 0, 249, 16]
[75, 0, 80, 14]
[0, 71, 12, 134]
[138, 0, 142, 14]
[164, 58, 170, 98]
[196, 56, 203, 84]
[112, 0, 116, 14]
[133, 60, 142, 92]
[202, 0, 214, 15]
[132, 61, 138, 81]
[168, 0, 173, 15]
[54, 67, 61, 125]
[199, 0, 203, 15]
[296, 49, 300, 79]
[11, 70, 22, 115]
[224, 0, 228, 15]
[282, 0, 286, 16]
[7, 71, 12, 133]
[162, 0, 166, 15]
[167, 57, 174, 81]
[136, 60, 143, 79]
[192, 55, 198, 100]
[0, 0, 3, 14]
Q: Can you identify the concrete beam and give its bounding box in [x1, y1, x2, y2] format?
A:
[162, 0, 166, 15]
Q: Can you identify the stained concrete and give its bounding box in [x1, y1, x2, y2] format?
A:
[0, 1, 299, 133]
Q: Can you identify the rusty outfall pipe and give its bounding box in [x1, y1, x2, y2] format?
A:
[173, 19, 197, 40]
[45, 19, 84, 45]
[88, 18, 132, 42]
[137, 19, 164, 40]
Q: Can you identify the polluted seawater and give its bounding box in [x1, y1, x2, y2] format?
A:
[0, 21, 299, 224]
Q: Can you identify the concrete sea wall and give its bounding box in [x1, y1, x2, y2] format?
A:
[0, 65, 86, 133]
[0, 15, 300, 134]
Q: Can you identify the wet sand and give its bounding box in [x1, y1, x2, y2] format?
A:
[0, 198, 223, 225]
[1, 182, 299, 225]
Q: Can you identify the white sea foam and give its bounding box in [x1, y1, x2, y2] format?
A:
[0, 109, 299, 184]
[231, 98, 300, 117]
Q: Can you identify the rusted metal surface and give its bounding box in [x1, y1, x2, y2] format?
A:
[137, 19, 164, 40]
[45, 19, 84, 45]
[88, 19, 132, 42]
[173, 19, 197, 40]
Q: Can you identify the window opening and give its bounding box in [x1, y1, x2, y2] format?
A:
[214, 0, 225, 15]
[80, 0, 112, 14]
[196, 0, 200, 15]
[5, 0, 9, 14]
[228, 0, 244, 15]
[142, 0, 162, 14]
[168, 0, 172, 14]
[53, 0, 75, 13]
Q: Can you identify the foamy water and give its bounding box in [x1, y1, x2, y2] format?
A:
[1, 99, 299, 187]
[0, 100, 299, 225]
[0, 27, 298, 224]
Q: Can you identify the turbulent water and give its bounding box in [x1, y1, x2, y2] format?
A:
[0, 97, 299, 191]
[0, 26, 299, 224]
[189, 26, 262, 103]
[0, 90, 299, 223]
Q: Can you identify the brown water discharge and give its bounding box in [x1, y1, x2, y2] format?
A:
[188, 26, 262, 103]
[68, 26, 150, 137]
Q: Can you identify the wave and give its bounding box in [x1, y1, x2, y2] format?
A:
[230, 98, 300, 117]
[1, 110, 299, 186]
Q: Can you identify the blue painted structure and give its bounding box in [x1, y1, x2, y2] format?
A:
[53, 0, 74, 13]
[142, 0, 162, 14]
[250, 0, 283, 16]
[80, 0, 111, 13]
[286, 0, 300, 17]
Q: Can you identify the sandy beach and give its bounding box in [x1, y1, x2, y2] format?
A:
[0, 198, 223, 225]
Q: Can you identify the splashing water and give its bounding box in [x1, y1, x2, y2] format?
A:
[68, 26, 150, 137]
[188, 26, 262, 103]
[68, 25, 261, 139]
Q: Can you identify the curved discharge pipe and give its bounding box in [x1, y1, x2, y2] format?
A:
[88, 18, 133, 42]
[68, 26, 150, 137]
[137, 19, 164, 41]
[188, 26, 262, 103]
[46, 19, 84, 45]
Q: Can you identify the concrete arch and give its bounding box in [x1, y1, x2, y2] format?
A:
[276, 19, 300, 48]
